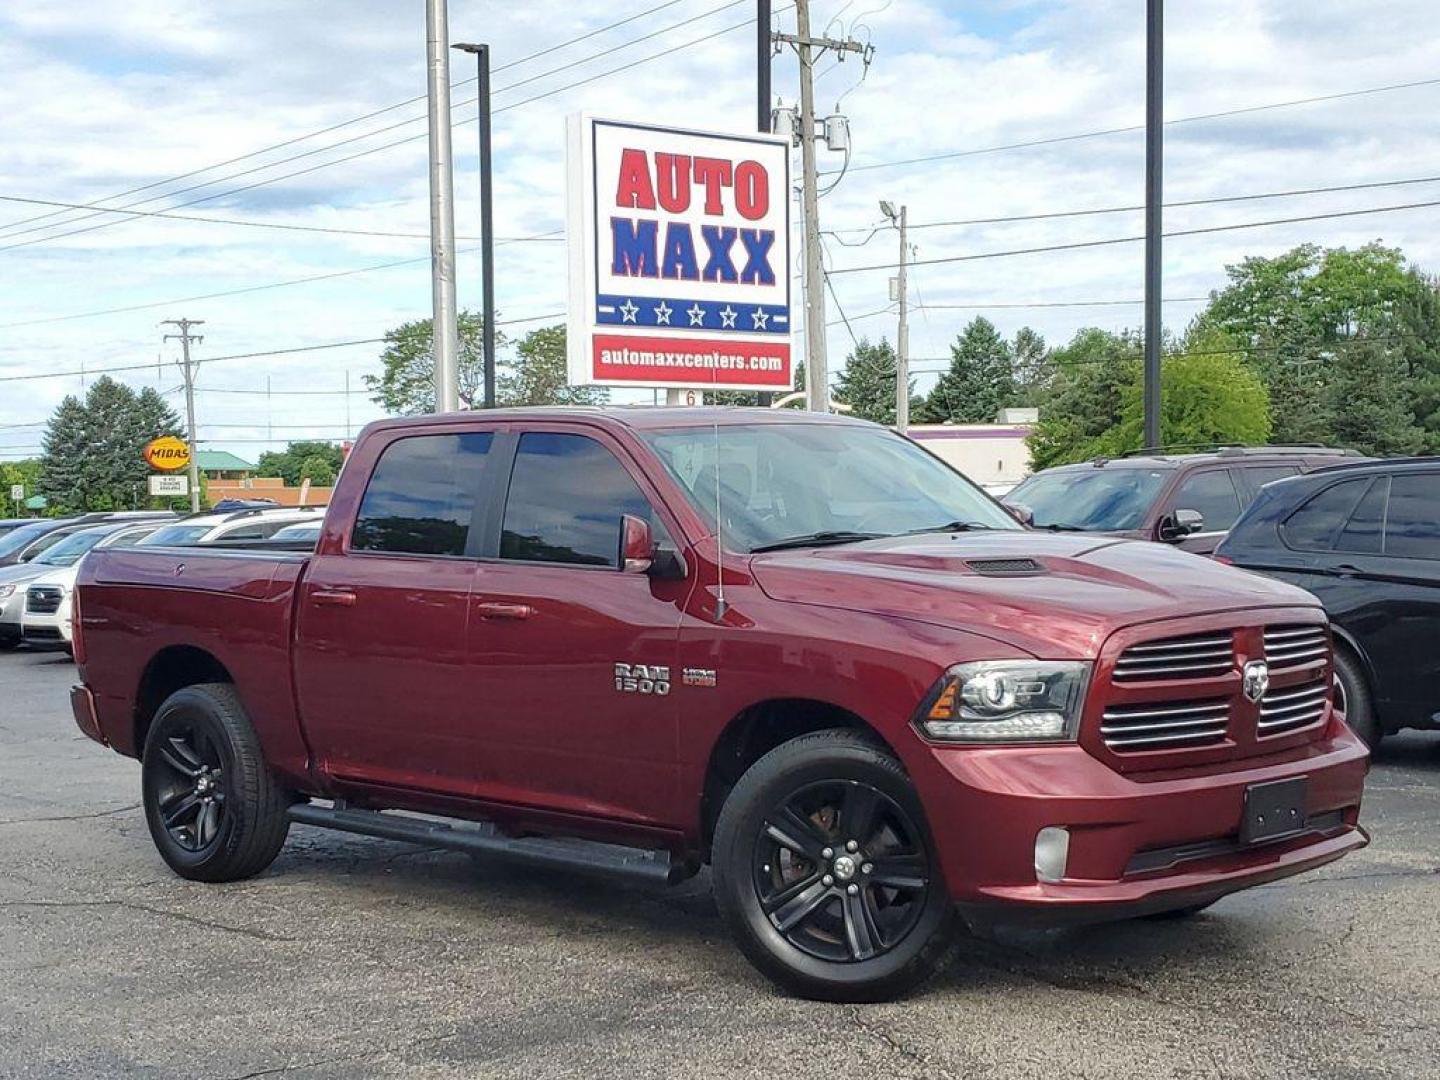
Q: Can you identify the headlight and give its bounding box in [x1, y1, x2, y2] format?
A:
[916, 660, 1091, 743]
[0, 585, 13, 599]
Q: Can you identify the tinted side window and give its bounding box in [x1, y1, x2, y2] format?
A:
[1245, 465, 1299, 495]
[1171, 470, 1242, 532]
[353, 433, 492, 556]
[1386, 473, 1440, 560]
[501, 433, 656, 568]
[1335, 477, 1387, 555]
[1281, 479, 1370, 552]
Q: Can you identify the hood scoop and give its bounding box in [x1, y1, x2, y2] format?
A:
[964, 557, 1044, 576]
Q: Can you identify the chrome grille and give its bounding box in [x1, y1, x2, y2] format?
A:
[25, 586, 62, 615]
[1264, 624, 1328, 670]
[1112, 632, 1234, 681]
[1258, 677, 1329, 737]
[1101, 699, 1230, 751]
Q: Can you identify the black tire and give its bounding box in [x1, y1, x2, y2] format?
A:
[711, 729, 957, 1002]
[1333, 647, 1380, 750]
[0, 637, 19, 651]
[141, 683, 291, 883]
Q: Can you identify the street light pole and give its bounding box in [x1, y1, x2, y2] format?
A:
[426, 0, 461, 413]
[454, 42, 496, 409]
[1142, 0, 1164, 449]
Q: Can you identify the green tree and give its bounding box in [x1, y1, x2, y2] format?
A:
[1325, 337, 1425, 455]
[498, 325, 608, 407]
[38, 377, 184, 511]
[833, 339, 914, 425]
[255, 440, 346, 486]
[919, 317, 1015, 423]
[1088, 333, 1272, 457]
[1026, 329, 1141, 468]
[1010, 326, 1049, 404]
[366, 310, 499, 415]
[1196, 243, 1438, 445]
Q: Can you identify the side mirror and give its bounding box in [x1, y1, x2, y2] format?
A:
[1158, 508, 1205, 542]
[619, 514, 654, 574]
[1002, 500, 1034, 527]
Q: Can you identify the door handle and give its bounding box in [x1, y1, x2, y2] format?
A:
[475, 601, 535, 620]
[311, 588, 357, 607]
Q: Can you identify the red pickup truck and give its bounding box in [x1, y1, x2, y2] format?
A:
[70, 408, 1369, 1001]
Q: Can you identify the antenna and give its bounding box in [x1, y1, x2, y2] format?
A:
[712, 418, 728, 621]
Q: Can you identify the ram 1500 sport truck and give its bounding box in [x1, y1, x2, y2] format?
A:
[71, 408, 1369, 1001]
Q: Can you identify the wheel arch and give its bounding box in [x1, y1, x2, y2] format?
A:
[134, 645, 234, 757]
[699, 697, 898, 862]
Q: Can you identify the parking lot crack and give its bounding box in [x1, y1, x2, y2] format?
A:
[0, 802, 140, 826]
[0, 899, 293, 942]
[849, 1007, 956, 1079]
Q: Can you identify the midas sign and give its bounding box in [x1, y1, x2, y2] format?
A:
[144, 436, 191, 472]
[567, 115, 792, 391]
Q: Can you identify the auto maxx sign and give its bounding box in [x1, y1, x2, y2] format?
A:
[567, 116, 793, 391]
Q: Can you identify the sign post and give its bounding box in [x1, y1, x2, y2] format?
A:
[567, 115, 793, 400]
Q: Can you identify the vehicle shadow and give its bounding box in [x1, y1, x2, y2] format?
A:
[269, 831, 1250, 999]
[1370, 730, 1440, 771]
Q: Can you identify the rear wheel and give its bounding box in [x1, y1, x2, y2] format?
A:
[1333, 647, 1380, 749]
[712, 729, 956, 1002]
[141, 683, 291, 882]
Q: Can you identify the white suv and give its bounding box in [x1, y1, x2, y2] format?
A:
[139, 506, 324, 547]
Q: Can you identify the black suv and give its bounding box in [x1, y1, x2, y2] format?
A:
[1214, 458, 1439, 746]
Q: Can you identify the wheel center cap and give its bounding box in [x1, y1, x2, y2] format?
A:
[196, 776, 212, 794]
[832, 854, 857, 881]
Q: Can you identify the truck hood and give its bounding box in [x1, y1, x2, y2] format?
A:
[748, 532, 1318, 659]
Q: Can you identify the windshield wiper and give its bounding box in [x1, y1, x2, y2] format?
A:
[902, 520, 996, 536]
[750, 530, 884, 553]
[1039, 522, 1092, 532]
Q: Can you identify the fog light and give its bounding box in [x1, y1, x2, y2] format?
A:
[1034, 826, 1070, 884]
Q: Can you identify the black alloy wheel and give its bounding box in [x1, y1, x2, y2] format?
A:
[712, 729, 956, 1002]
[754, 779, 931, 964]
[150, 727, 228, 853]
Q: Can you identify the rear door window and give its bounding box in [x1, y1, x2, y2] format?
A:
[1281, 479, 1370, 552]
[1243, 465, 1300, 499]
[1334, 478, 1388, 555]
[1170, 470, 1242, 532]
[352, 433, 493, 556]
[1385, 473, 1440, 560]
[500, 432, 662, 568]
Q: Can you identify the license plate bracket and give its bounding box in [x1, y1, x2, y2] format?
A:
[1240, 777, 1308, 845]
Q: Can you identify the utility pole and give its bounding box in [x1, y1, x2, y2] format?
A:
[777, 0, 867, 412]
[756, 0, 771, 131]
[161, 318, 204, 512]
[881, 202, 909, 432]
[1142, 0, 1163, 448]
[426, 0, 461, 413]
[453, 42, 496, 408]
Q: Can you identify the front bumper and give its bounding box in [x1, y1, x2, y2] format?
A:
[0, 589, 22, 643]
[21, 604, 71, 651]
[915, 717, 1369, 923]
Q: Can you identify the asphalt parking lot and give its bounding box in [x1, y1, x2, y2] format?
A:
[2, 649, 1438, 1080]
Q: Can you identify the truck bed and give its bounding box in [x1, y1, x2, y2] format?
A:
[76, 545, 313, 781]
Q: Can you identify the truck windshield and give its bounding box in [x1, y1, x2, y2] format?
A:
[1006, 468, 1169, 531]
[641, 423, 1019, 552]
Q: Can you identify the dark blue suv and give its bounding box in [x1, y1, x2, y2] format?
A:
[1215, 459, 1440, 747]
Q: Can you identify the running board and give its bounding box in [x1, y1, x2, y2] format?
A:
[287, 802, 680, 886]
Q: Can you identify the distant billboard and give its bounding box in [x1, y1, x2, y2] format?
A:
[567, 115, 793, 391]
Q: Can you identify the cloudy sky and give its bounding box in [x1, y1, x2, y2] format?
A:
[2, 0, 1438, 461]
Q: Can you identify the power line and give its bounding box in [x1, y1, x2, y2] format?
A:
[0, 6, 766, 254]
[830, 76, 1440, 175]
[0, 0, 702, 238]
[0, 194, 568, 243]
[0, 313, 565, 384]
[827, 199, 1440, 276]
[832, 174, 1440, 236]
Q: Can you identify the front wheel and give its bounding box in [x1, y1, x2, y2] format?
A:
[1333, 648, 1380, 750]
[141, 683, 291, 882]
[712, 729, 957, 1002]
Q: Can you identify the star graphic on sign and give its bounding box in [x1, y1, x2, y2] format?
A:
[751, 308, 770, 330]
[686, 303, 706, 327]
[619, 298, 640, 323]
[653, 300, 673, 325]
[719, 305, 738, 329]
